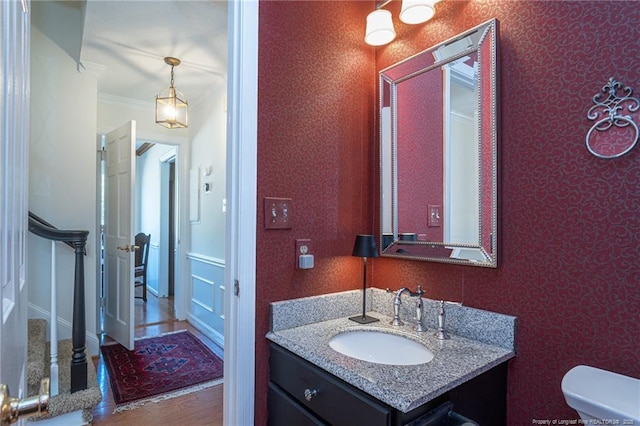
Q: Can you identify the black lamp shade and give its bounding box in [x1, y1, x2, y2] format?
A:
[352, 234, 379, 258]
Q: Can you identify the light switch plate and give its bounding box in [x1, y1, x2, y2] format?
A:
[428, 204, 441, 227]
[264, 197, 293, 229]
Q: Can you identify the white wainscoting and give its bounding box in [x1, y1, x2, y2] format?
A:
[146, 242, 160, 296]
[186, 253, 225, 348]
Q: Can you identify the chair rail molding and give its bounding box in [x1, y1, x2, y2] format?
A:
[186, 252, 225, 266]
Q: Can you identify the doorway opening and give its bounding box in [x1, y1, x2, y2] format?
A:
[136, 146, 178, 329]
[95, 135, 225, 423]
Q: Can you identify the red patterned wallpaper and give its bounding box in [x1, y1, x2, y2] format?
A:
[374, 0, 640, 424]
[256, 1, 640, 424]
[256, 1, 376, 422]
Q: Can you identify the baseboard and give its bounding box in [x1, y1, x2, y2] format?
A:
[188, 313, 224, 349]
[28, 304, 100, 357]
[147, 286, 159, 297]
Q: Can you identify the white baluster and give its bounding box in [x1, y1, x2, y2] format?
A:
[50, 241, 58, 396]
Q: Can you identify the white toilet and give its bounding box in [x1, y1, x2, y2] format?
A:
[562, 365, 640, 423]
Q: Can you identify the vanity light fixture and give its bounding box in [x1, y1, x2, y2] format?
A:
[365, 9, 396, 46]
[365, 0, 441, 46]
[155, 57, 188, 129]
[399, 0, 436, 24]
[349, 234, 380, 324]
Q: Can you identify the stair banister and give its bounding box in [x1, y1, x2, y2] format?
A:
[28, 213, 89, 393]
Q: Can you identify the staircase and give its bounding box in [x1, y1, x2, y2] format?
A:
[27, 320, 102, 424]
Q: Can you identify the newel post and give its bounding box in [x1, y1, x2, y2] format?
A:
[70, 236, 88, 393]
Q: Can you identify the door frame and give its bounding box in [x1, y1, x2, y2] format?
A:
[224, 0, 258, 423]
[159, 148, 176, 300]
[94, 1, 259, 421]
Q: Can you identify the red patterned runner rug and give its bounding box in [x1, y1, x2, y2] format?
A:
[101, 330, 223, 412]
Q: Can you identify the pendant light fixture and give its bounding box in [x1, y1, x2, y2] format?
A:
[155, 57, 188, 129]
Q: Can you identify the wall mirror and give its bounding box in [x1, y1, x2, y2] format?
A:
[379, 19, 498, 267]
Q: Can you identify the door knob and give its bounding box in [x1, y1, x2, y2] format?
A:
[0, 378, 49, 425]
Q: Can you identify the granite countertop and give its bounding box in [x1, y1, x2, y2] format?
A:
[267, 289, 517, 413]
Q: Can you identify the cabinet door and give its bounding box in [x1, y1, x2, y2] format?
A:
[270, 343, 392, 426]
[448, 362, 507, 426]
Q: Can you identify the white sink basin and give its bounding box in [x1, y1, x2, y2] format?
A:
[329, 330, 434, 365]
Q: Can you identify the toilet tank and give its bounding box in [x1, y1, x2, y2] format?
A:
[562, 365, 640, 422]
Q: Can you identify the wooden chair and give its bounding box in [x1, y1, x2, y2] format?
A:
[134, 232, 150, 302]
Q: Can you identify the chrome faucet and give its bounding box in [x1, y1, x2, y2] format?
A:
[390, 286, 425, 331]
[390, 288, 410, 326]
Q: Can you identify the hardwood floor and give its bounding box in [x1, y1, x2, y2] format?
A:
[92, 294, 224, 425]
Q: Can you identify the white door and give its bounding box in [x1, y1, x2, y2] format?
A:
[103, 121, 136, 350]
[1, 0, 30, 403]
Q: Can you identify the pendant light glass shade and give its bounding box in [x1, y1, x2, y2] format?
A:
[399, 0, 436, 24]
[155, 57, 188, 129]
[365, 9, 396, 46]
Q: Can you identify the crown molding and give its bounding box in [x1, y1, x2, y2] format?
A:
[97, 92, 155, 108]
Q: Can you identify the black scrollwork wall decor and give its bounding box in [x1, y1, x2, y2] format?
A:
[586, 78, 639, 159]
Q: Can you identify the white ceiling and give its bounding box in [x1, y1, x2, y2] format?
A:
[79, 0, 228, 105]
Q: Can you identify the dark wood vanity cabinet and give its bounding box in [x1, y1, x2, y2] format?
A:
[268, 343, 438, 426]
[268, 342, 508, 426]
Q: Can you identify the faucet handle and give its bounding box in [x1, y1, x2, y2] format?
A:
[435, 300, 450, 340]
[435, 300, 462, 339]
[415, 297, 427, 332]
[386, 286, 425, 297]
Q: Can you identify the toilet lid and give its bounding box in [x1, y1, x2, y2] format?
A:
[562, 365, 640, 421]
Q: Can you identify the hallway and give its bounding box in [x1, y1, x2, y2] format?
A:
[92, 294, 224, 425]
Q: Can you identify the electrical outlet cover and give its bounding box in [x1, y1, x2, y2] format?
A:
[295, 239, 311, 268]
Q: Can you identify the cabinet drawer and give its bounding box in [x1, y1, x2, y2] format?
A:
[268, 382, 327, 426]
[269, 343, 392, 426]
